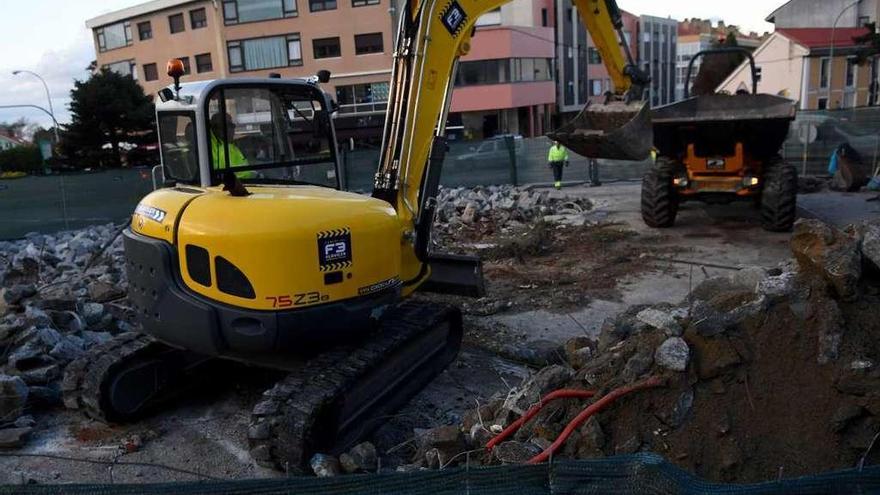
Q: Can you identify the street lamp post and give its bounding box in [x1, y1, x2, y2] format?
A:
[828, 0, 863, 109]
[12, 70, 59, 142]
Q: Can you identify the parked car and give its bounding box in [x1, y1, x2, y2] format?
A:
[453, 135, 524, 168]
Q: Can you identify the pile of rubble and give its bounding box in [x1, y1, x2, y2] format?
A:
[400, 219, 880, 482]
[0, 224, 134, 448]
[434, 186, 593, 235]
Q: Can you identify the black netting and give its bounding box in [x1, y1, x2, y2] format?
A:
[4, 454, 880, 495]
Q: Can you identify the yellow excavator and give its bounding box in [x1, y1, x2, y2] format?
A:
[62, 0, 650, 471]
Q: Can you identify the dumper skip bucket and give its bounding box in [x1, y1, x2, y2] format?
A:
[547, 100, 652, 161]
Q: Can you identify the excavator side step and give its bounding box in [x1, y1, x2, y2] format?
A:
[248, 301, 463, 471]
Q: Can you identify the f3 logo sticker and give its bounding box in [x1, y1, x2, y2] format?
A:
[317, 228, 352, 272]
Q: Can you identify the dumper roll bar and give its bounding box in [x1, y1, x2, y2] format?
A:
[684, 47, 758, 99]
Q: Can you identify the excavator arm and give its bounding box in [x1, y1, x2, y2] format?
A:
[373, 0, 650, 290]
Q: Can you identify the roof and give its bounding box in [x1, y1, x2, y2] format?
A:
[765, 0, 795, 23]
[776, 27, 872, 50]
[85, 0, 202, 29]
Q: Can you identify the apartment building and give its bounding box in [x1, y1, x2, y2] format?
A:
[718, 27, 875, 110]
[85, 0, 395, 139]
[554, 1, 638, 119]
[639, 15, 678, 107]
[767, 0, 880, 28]
[449, 0, 557, 138]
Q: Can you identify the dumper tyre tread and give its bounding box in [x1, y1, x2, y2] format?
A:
[641, 159, 679, 228]
[761, 159, 798, 232]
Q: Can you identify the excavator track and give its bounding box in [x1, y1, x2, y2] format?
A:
[248, 301, 463, 471]
[62, 332, 212, 423]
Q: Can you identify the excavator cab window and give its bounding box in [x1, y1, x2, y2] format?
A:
[157, 111, 199, 185]
[205, 85, 339, 188]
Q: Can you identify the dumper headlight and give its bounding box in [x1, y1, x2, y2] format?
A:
[742, 176, 760, 187]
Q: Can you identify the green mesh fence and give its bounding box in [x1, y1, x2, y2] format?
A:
[3, 454, 879, 495]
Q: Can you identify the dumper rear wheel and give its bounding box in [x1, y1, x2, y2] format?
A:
[760, 158, 797, 232]
[641, 159, 679, 228]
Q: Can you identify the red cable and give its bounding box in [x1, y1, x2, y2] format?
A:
[486, 389, 596, 452]
[527, 376, 665, 465]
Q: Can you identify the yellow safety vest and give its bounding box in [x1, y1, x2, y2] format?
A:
[548, 145, 569, 162]
[211, 134, 256, 179]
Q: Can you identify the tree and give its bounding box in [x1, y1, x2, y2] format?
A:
[61, 69, 155, 168]
[691, 33, 746, 97]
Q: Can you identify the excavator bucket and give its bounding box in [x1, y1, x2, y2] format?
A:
[547, 100, 652, 161]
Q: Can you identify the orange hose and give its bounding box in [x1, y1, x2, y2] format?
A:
[486, 389, 596, 452]
[527, 376, 665, 464]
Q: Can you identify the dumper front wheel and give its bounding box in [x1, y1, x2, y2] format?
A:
[641, 159, 679, 228]
[760, 159, 798, 232]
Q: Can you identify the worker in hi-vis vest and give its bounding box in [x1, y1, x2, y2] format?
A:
[547, 141, 570, 190]
[210, 113, 256, 179]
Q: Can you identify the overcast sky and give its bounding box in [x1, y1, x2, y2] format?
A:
[0, 0, 776, 129]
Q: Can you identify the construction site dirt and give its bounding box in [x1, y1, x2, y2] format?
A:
[6, 182, 874, 485]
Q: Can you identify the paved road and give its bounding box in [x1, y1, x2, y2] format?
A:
[797, 191, 880, 227]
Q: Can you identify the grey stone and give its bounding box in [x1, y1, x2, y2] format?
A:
[492, 441, 541, 464]
[0, 375, 29, 423]
[863, 223, 880, 271]
[757, 272, 797, 301]
[0, 427, 33, 449]
[622, 350, 653, 382]
[79, 303, 105, 325]
[27, 385, 62, 407]
[636, 308, 683, 336]
[669, 388, 694, 428]
[18, 364, 61, 385]
[49, 339, 85, 362]
[730, 267, 768, 292]
[24, 307, 52, 327]
[346, 441, 377, 472]
[82, 331, 113, 348]
[791, 219, 861, 301]
[339, 453, 359, 474]
[655, 337, 690, 372]
[88, 281, 124, 303]
[310, 454, 341, 477]
[504, 365, 573, 414]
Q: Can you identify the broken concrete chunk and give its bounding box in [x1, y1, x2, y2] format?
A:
[862, 223, 880, 272]
[504, 365, 573, 413]
[791, 219, 861, 301]
[655, 337, 690, 372]
[492, 441, 541, 464]
[730, 267, 768, 292]
[0, 427, 33, 449]
[0, 375, 29, 423]
[310, 453, 342, 477]
[346, 442, 378, 472]
[636, 308, 683, 336]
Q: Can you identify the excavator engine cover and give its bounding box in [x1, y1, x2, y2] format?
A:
[548, 101, 652, 161]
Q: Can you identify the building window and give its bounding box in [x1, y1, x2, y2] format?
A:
[137, 21, 152, 41]
[859, 16, 871, 26]
[228, 34, 302, 72]
[104, 60, 137, 79]
[169, 13, 186, 33]
[588, 47, 601, 65]
[456, 58, 553, 86]
[352, 0, 379, 6]
[176, 56, 191, 74]
[541, 8, 547, 27]
[190, 8, 208, 29]
[313, 37, 341, 58]
[820, 58, 830, 88]
[335, 81, 390, 111]
[143, 63, 158, 81]
[96, 22, 132, 52]
[590, 79, 604, 96]
[309, 0, 336, 11]
[846, 58, 856, 87]
[354, 33, 383, 55]
[223, 0, 297, 24]
[196, 53, 213, 73]
[817, 97, 828, 110]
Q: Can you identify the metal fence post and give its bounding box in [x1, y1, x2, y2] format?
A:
[59, 174, 70, 230]
[504, 135, 518, 187]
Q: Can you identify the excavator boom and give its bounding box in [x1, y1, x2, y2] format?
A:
[374, 0, 652, 289]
